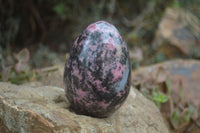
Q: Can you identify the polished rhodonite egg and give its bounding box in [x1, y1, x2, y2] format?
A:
[64, 21, 131, 117]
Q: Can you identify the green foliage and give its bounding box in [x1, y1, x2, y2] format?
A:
[170, 104, 195, 129]
[184, 104, 195, 122]
[165, 77, 173, 95]
[54, 3, 66, 15]
[178, 81, 184, 102]
[154, 52, 166, 63]
[189, 48, 200, 59]
[128, 32, 138, 41]
[172, 109, 180, 127]
[152, 91, 169, 103]
[53, 2, 70, 20]
[172, 0, 182, 8]
[151, 87, 169, 108]
[131, 61, 139, 70]
[8, 70, 31, 84]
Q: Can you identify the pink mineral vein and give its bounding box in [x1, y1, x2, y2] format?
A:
[87, 24, 96, 31]
[112, 68, 122, 82]
[90, 45, 98, 51]
[73, 67, 82, 80]
[117, 92, 122, 97]
[111, 63, 125, 82]
[98, 101, 110, 109]
[76, 89, 88, 99]
[107, 43, 115, 51]
[99, 87, 109, 93]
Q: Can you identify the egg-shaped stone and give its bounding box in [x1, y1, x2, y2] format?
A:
[64, 21, 131, 118]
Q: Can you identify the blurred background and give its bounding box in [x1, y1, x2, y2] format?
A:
[0, 0, 200, 132]
[0, 0, 200, 66]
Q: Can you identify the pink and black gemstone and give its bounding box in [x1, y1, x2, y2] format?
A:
[64, 21, 131, 118]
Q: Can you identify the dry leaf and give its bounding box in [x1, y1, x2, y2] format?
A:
[14, 48, 30, 63]
[152, 66, 168, 83]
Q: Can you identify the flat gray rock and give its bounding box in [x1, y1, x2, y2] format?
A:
[0, 82, 169, 133]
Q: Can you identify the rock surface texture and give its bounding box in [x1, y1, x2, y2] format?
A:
[153, 8, 200, 57]
[0, 82, 169, 133]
